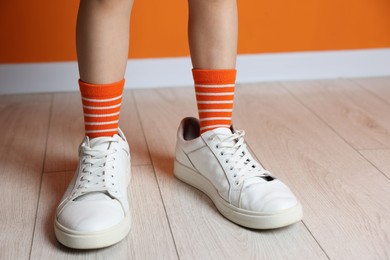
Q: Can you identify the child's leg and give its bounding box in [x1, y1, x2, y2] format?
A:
[174, 0, 302, 230]
[188, 0, 238, 133]
[77, 0, 133, 83]
[76, 0, 133, 138]
[54, 0, 134, 249]
[188, 0, 237, 69]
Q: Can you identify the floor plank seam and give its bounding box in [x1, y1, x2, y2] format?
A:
[279, 81, 366, 154]
[244, 123, 332, 259]
[280, 81, 390, 183]
[131, 90, 181, 260]
[277, 81, 377, 257]
[28, 93, 54, 260]
[302, 221, 331, 260]
[351, 78, 390, 107]
[356, 150, 390, 181]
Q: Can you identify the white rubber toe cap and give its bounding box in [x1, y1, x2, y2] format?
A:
[239, 179, 299, 212]
[57, 199, 125, 232]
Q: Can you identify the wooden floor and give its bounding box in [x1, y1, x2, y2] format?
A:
[1, 77, 390, 260]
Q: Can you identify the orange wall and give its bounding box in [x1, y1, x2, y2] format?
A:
[1, 0, 390, 63]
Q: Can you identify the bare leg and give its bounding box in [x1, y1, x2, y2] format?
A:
[54, 1, 135, 249]
[188, 0, 238, 69]
[76, 0, 133, 84]
[76, 0, 133, 137]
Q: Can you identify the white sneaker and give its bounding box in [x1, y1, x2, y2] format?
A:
[54, 128, 131, 249]
[174, 118, 303, 229]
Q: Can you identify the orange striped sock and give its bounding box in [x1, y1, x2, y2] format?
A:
[192, 69, 236, 134]
[79, 79, 125, 138]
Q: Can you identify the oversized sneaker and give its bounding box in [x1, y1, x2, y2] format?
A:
[174, 117, 302, 229]
[54, 129, 131, 249]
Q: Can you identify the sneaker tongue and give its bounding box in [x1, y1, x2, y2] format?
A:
[211, 127, 236, 146]
[212, 127, 232, 135]
[88, 137, 112, 150]
[75, 192, 111, 201]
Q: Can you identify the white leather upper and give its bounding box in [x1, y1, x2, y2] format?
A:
[56, 129, 131, 232]
[176, 118, 298, 213]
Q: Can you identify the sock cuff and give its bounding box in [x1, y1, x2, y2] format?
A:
[192, 69, 236, 85]
[79, 79, 125, 98]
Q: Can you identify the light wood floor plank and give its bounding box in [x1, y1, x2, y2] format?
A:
[133, 88, 328, 260]
[283, 79, 390, 150]
[0, 94, 51, 260]
[44, 91, 151, 173]
[359, 149, 390, 179]
[30, 166, 177, 259]
[353, 76, 390, 106]
[233, 83, 390, 259]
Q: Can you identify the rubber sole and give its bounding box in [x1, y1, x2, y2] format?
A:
[54, 213, 131, 249]
[174, 160, 303, 229]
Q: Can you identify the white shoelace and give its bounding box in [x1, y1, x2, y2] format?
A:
[209, 130, 273, 186]
[72, 137, 119, 199]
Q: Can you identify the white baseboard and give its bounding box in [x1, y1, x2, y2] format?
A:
[1, 48, 390, 95]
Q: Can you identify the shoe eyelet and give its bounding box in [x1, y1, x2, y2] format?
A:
[225, 159, 229, 163]
[233, 173, 237, 178]
[234, 180, 239, 185]
[215, 145, 219, 149]
[230, 166, 234, 171]
[220, 151, 224, 156]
